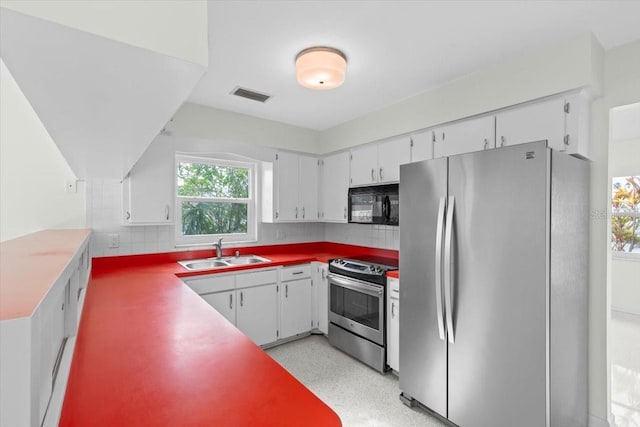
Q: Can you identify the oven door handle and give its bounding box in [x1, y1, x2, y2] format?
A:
[327, 274, 383, 297]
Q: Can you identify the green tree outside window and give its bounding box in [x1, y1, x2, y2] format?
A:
[611, 176, 640, 253]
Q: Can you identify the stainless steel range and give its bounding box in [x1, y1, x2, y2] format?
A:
[327, 256, 398, 373]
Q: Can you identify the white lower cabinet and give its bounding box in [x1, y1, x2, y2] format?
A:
[312, 262, 329, 335]
[236, 284, 278, 346]
[201, 291, 236, 324]
[186, 266, 318, 346]
[280, 265, 312, 339]
[387, 277, 400, 373]
[185, 268, 279, 346]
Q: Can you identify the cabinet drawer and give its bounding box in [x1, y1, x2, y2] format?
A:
[185, 274, 235, 295]
[236, 269, 278, 289]
[281, 264, 311, 281]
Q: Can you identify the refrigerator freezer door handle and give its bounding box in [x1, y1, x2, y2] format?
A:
[444, 195, 455, 343]
[435, 196, 447, 341]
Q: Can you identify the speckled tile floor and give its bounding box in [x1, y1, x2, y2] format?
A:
[266, 335, 446, 427]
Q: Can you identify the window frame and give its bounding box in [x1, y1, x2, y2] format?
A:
[175, 154, 257, 246]
[610, 175, 640, 258]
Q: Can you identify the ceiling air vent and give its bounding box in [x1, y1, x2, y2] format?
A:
[231, 86, 271, 103]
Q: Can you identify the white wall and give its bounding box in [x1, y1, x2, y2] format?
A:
[609, 105, 640, 316]
[611, 258, 640, 315]
[167, 103, 320, 154]
[0, 59, 85, 242]
[589, 39, 640, 426]
[0, 0, 208, 67]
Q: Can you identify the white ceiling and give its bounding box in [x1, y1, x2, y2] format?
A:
[188, 0, 640, 131]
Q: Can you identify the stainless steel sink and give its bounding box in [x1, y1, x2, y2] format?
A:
[179, 260, 229, 270]
[178, 255, 271, 271]
[223, 255, 271, 265]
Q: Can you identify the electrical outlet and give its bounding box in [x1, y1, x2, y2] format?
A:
[276, 230, 285, 240]
[65, 180, 77, 193]
[108, 233, 120, 248]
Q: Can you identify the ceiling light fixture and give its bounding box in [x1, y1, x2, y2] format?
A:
[295, 47, 347, 90]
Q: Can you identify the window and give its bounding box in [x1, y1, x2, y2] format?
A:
[611, 176, 640, 255]
[176, 155, 256, 245]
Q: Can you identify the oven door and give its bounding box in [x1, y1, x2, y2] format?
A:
[328, 273, 385, 345]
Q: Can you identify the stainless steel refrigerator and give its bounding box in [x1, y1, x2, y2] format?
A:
[399, 141, 588, 427]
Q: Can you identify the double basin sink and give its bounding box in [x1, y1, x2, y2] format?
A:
[178, 255, 271, 271]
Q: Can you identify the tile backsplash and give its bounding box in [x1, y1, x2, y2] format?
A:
[88, 179, 398, 257]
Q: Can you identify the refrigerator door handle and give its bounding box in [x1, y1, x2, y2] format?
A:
[435, 196, 447, 341]
[444, 195, 455, 343]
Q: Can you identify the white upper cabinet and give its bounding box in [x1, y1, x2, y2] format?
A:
[494, 92, 591, 159]
[123, 134, 174, 225]
[350, 143, 379, 186]
[320, 151, 350, 222]
[433, 115, 496, 158]
[496, 98, 565, 149]
[299, 155, 319, 221]
[410, 130, 434, 163]
[264, 151, 319, 222]
[378, 136, 411, 183]
[275, 151, 299, 221]
[350, 136, 411, 186]
[562, 92, 591, 160]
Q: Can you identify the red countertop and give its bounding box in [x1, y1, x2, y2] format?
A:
[387, 270, 399, 279]
[60, 242, 398, 426]
[0, 229, 91, 320]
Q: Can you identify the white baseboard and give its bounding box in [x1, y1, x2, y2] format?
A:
[589, 413, 611, 427]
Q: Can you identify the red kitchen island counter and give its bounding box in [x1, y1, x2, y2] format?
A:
[58, 245, 363, 426]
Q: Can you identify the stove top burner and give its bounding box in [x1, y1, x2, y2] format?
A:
[328, 256, 398, 285]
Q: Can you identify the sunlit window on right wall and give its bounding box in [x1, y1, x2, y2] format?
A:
[611, 175, 640, 255]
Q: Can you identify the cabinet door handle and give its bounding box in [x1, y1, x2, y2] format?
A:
[321, 269, 326, 280]
[371, 168, 375, 181]
[500, 135, 505, 147]
[229, 294, 233, 309]
[302, 207, 305, 219]
[432, 130, 436, 142]
[240, 291, 244, 307]
[165, 205, 170, 220]
[483, 138, 489, 150]
[125, 211, 131, 220]
[379, 167, 384, 180]
[344, 207, 347, 219]
[285, 284, 288, 298]
[391, 301, 395, 318]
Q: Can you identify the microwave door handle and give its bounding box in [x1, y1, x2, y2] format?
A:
[435, 196, 447, 341]
[382, 195, 388, 220]
[385, 196, 391, 222]
[444, 195, 455, 343]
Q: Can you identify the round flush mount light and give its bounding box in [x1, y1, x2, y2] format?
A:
[295, 47, 347, 90]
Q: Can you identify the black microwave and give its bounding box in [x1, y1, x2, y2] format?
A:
[348, 184, 399, 226]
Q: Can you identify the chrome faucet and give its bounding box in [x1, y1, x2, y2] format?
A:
[213, 238, 223, 259]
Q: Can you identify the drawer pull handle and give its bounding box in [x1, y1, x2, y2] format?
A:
[292, 271, 304, 275]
